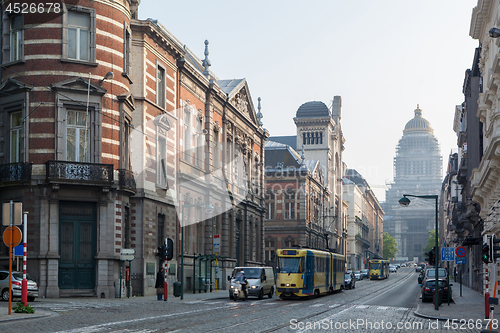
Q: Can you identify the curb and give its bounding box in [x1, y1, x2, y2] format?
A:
[0, 310, 54, 323]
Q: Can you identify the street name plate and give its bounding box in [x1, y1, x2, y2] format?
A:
[120, 248, 135, 261]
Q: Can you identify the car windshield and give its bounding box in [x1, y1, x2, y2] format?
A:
[12, 272, 35, 281]
[278, 258, 303, 273]
[426, 280, 447, 288]
[355, 271, 360, 274]
[362, 269, 368, 273]
[345, 273, 351, 279]
[426, 269, 447, 278]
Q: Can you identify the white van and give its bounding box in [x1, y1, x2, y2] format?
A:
[228, 267, 275, 299]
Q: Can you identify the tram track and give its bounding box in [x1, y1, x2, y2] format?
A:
[156, 270, 418, 333]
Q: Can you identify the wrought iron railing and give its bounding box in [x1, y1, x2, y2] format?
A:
[46, 160, 113, 183]
[117, 169, 136, 193]
[0, 162, 32, 183]
[355, 235, 371, 247]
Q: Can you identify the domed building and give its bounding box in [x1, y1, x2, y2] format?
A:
[382, 105, 442, 263]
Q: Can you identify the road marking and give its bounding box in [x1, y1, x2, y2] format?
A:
[296, 305, 358, 333]
[53, 304, 230, 333]
[310, 303, 324, 307]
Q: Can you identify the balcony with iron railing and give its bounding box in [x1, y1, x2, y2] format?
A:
[45, 160, 113, 186]
[355, 234, 371, 248]
[117, 169, 137, 194]
[0, 162, 32, 185]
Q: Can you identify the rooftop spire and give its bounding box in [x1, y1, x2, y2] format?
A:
[202, 40, 211, 78]
[257, 97, 263, 126]
[414, 104, 422, 117]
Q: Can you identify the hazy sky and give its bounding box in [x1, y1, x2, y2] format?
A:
[138, 0, 479, 202]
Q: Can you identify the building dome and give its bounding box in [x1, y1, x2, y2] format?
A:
[403, 105, 433, 134]
[295, 101, 331, 118]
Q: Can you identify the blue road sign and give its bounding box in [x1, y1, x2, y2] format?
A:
[14, 244, 23, 256]
[441, 247, 455, 261]
[455, 256, 467, 264]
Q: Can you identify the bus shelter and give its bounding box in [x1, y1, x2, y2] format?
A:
[193, 254, 227, 293]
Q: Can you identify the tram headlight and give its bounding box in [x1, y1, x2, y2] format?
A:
[286, 283, 290, 287]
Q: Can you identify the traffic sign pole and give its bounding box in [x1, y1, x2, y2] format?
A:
[9, 201, 12, 315]
[21, 211, 28, 306]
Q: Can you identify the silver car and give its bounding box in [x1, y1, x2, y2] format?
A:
[0, 270, 39, 302]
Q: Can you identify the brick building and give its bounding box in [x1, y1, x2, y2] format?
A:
[263, 140, 331, 267]
[0, 0, 267, 298]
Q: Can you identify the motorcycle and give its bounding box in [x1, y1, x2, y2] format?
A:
[233, 280, 247, 301]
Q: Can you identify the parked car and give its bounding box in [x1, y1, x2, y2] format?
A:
[0, 270, 39, 302]
[389, 265, 397, 273]
[421, 278, 452, 303]
[422, 268, 447, 287]
[344, 272, 355, 289]
[354, 271, 362, 280]
[361, 269, 369, 279]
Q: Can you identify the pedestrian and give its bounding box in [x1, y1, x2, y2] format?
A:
[155, 267, 164, 300]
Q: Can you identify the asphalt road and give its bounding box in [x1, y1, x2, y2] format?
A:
[0, 267, 478, 333]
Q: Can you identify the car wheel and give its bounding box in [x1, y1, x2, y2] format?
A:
[2, 289, 9, 301]
[258, 289, 264, 300]
[27, 297, 35, 302]
[229, 294, 234, 300]
[268, 288, 273, 298]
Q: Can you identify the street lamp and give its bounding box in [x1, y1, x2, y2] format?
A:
[180, 202, 214, 300]
[398, 194, 439, 310]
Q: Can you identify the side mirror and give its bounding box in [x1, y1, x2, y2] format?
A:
[449, 284, 453, 286]
[419, 284, 423, 287]
[227, 276, 231, 281]
[262, 276, 266, 281]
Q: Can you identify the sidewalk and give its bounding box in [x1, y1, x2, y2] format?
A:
[0, 289, 230, 323]
[415, 282, 487, 321]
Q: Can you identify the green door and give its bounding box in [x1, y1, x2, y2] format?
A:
[59, 202, 96, 289]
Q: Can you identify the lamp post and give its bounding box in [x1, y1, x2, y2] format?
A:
[399, 194, 439, 310]
[180, 202, 214, 300]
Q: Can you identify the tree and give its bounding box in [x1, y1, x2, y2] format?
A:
[383, 232, 398, 260]
[423, 229, 436, 256]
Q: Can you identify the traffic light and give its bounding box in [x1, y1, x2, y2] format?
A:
[425, 247, 435, 265]
[156, 245, 166, 262]
[483, 242, 491, 263]
[165, 238, 174, 261]
[491, 235, 500, 262]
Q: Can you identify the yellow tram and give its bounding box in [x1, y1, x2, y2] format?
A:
[276, 247, 346, 298]
[368, 259, 390, 280]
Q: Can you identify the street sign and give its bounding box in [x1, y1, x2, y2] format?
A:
[14, 244, 23, 256]
[456, 256, 467, 264]
[2, 202, 22, 226]
[456, 246, 467, 257]
[441, 247, 455, 261]
[2, 226, 22, 248]
[213, 234, 220, 254]
[120, 248, 135, 261]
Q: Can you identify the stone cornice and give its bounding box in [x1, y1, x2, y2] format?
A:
[470, 0, 493, 40]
